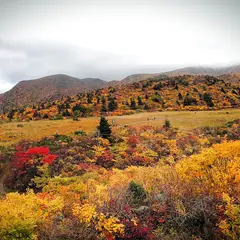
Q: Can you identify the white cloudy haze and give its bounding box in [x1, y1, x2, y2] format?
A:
[0, 0, 240, 93]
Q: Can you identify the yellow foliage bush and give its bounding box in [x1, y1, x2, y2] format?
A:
[2, 139, 240, 239]
[0, 192, 41, 240]
[176, 140, 240, 195]
[218, 193, 240, 240]
[0, 191, 63, 240]
[72, 203, 96, 225]
[96, 213, 124, 239]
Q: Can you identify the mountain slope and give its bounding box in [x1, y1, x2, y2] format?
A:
[0, 74, 107, 111]
[2, 74, 239, 121]
[219, 73, 240, 84]
[121, 73, 161, 84]
[1, 65, 240, 113]
[120, 65, 240, 84]
[165, 65, 240, 77]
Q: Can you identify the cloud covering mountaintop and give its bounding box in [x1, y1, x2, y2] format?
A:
[0, 0, 240, 92]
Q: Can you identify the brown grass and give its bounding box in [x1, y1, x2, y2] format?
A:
[0, 109, 239, 147]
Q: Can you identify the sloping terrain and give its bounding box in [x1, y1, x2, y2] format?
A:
[120, 65, 240, 84]
[165, 65, 240, 77]
[1, 74, 239, 121]
[0, 74, 108, 111]
[1, 65, 240, 113]
[121, 73, 162, 84]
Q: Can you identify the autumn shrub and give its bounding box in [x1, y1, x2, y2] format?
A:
[53, 114, 63, 120]
[0, 146, 14, 176]
[0, 191, 63, 240]
[123, 219, 154, 240]
[218, 193, 240, 240]
[7, 146, 57, 192]
[128, 181, 147, 205]
[53, 134, 72, 143]
[176, 134, 201, 155]
[72, 203, 125, 239]
[1, 121, 240, 239]
[176, 140, 240, 196]
[163, 195, 221, 239]
[37, 217, 97, 240]
[95, 150, 114, 168]
[74, 130, 87, 136]
[127, 135, 140, 147]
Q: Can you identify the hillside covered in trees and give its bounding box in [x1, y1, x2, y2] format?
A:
[1, 75, 239, 121]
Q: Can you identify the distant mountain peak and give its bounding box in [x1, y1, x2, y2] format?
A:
[120, 64, 240, 84]
[0, 74, 109, 112]
[1, 64, 240, 112]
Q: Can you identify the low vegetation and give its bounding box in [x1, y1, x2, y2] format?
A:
[0, 116, 240, 239]
[0, 73, 239, 239]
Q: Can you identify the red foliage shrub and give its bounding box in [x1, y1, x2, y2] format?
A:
[127, 135, 140, 147]
[77, 163, 100, 172]
[42, 154, 57, 164]
[14, 146, 56, 170]
[26, 146, 50, 155]
[96, 150, 114, 168]
[7, 146, 58, 192]
[122, 219, 154, 239]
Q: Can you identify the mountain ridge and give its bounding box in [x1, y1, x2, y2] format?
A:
[1, 65, 240, 112]
[1, 74, 239, 121]
[120, 65, 240, 84]
[0, 74, 109, 112]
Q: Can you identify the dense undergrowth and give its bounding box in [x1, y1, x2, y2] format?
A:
[0, 119, 240, 239]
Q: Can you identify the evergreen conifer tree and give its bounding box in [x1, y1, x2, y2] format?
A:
[98, 116, 111, 139]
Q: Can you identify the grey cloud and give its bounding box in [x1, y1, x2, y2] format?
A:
[0, 0, 239, 93]
[0, 39, 176, 92]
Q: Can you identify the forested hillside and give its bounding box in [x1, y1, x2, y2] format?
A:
[1, 75, 239, 121]
[0, 74, 108, 113]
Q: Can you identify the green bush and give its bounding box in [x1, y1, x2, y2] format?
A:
[128, 181, 147, 205]
[74, 130, 87, 136]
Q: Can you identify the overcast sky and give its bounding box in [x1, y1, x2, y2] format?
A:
[0, 0, 240, 93]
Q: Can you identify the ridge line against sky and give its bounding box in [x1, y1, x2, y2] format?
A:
[0, 0, 240, 93]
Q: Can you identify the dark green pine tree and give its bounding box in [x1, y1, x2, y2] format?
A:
[130, 98, 137, 110]
[203, 93, 214, 107]
[97, 96, 101, 104]
[101, 96, 108, 112]
[98, 116, 111, 139]
[33, 110, 40, 118]
[108, 98, 118, 111]
[163, 118, 171, 128]
[137, 96, 143, 106]
[7, 110, 15, 120]
[65, 102, 70, 109]
[87, 93, 93, 104]
[178, 92, 183, 100]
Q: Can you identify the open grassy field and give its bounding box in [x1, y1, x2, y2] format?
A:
[0, 109, 239, 147]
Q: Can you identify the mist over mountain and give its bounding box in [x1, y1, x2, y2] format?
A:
[120, 65, 240, 84]
[165, 65, 240, 76]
